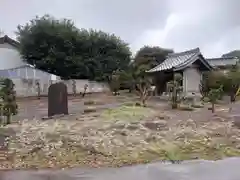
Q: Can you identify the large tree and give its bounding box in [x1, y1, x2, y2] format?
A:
[134, 46, 173, 68]
[134, 46, 173, 95]
[16, 15, 131, 81]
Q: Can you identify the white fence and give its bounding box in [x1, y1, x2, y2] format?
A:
[12, 79, 110, 97]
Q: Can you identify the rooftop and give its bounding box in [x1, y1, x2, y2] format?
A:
[206, 57, 239, 67]
[147, 48, 212, 72]
[0, 35, 20, 48]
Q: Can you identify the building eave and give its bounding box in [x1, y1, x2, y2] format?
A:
[0, 35, 20, 48]
[147, 48, 213, 73]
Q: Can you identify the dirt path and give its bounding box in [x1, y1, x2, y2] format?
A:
[14, 94, 133, 121]
[1, 158, 240, 180]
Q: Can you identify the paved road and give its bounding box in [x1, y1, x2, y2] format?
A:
[1, 158, 240, 180]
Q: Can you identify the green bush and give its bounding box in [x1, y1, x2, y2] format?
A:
[83, 108, 97, 113]
[0, 78, 18, 125]
[200, 71, 226, 98]
[84, 100, 95, 105]
[135, 102, 141, 106]
[200, 66, 240, 102]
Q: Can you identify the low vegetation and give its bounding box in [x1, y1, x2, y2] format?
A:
[2, 109, 239, 169]
[83, 108, 97, 114]
[200, 65, 240, 107]
[166, 73, 183, 109]
[84, 100, 95, 105]
[0, 78, 18, 125]
[100, 105, 156, 122]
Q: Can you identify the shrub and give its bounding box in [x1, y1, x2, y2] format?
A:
[83, 108, 97, 113]
[135, 102, 141, 106]
[200, 71, 226, 99]
[84, 100, 95, 105]
[200, 67, 240, 102]
[167, 73, 183, 109]
[0, 78, 18, 125]
[207, 86, 223, 113]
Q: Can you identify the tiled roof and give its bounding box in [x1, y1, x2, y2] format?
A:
[0, 35, 20, 48]
[147, 48, 212, 72]
[206, 57, 239, 67]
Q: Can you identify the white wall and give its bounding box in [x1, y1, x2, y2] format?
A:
[0, 43, 25, 69]
[183, 67, 201, 95]
[12, 78, 52, 97]
[0, 42, 110, 97]
[12, 79, 110, 97]
[62, 79, 110, 94]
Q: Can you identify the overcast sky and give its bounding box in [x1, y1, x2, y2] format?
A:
[1, 0, 239, 57]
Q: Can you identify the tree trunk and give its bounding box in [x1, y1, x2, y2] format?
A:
[6, 115, 10, 125]
[229, 101, 233, 112]
[211, 103, 215, 113]
[172, 103, 178, 109]
[172, 87, 178, 109]
[142, 98, 146, 107]
[230, 94, 236, 102]
[37, 90, 40, 99]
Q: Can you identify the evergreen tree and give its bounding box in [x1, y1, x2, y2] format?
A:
[0, 78, 18, 124]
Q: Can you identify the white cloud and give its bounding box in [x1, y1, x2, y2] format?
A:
[131, 13, 179, 52]
[1, 0, 239, 58]
[134, 0, 240, 57]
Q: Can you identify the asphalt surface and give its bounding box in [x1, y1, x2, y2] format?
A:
[1, 158, 240, 180]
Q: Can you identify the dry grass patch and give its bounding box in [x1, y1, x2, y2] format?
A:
[191, 104, 204, 108]
[1, 111, 240, 169]
[84, 100, 96, 105]
[84, 100, 104, 106]
[83, 107, 97, 114]
[178, 105, 195, 111]
[100, 105, 157, 122]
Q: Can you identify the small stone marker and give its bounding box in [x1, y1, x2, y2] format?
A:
[48, 82, 68, 117]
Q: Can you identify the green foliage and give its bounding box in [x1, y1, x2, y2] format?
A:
[118, 68, 135, 91]
[167, 73, 183, 109]
[84, 100, 95, 105]
[200, 71, 226, 96]
[134, 46, 173, 68]
[117, 46, 173, 92]
[200, 66, 240, 101]
[16, 15, 131, 81]
[109, 70, 121, 95]
[83, 108, 97, 114]
[224, 67, 240, 101]
[132, 55, 153, 106]
[207, 86, 223, 113]
[0, 78, 18, 124]
[208, 86, 223, 103]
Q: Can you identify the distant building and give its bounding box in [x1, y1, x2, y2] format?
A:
[147, 48, 240, 96]
[206, 56, 239, 73]
[0, 35, 59, 97]
[0, 35, 110, 97]
[0, 35, 58, 80]
[147, 48, 213, 96]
